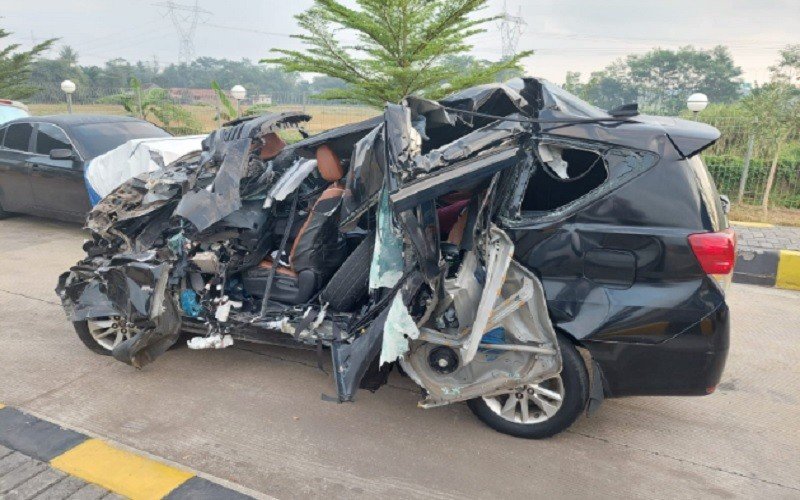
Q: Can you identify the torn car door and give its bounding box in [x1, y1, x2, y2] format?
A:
[340, 98, 562, 407]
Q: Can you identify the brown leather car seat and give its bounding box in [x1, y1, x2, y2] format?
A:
[247, 145, 347, 304]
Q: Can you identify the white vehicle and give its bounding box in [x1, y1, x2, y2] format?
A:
[0, 99, 29, 125]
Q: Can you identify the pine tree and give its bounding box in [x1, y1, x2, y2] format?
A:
[0, 29, 55, 100]
[263, 0, 532, 107]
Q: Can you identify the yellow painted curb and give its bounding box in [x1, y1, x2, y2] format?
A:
[730, 220, 774, 228]
[776, 250, 800, 291]
[51, 438, 193, 499]
[0, 404, 4, 410]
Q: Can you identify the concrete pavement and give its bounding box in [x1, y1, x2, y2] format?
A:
[1, 215, 799, 499]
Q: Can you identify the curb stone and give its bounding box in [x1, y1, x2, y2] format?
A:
[0, 406, 257, 499]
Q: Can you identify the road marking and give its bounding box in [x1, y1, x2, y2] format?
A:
[776, 250, 800, 291]
[50, 438, 194, 499]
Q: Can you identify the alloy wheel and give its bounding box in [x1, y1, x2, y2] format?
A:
[86, 317, 135, 351]
[481, 376, 565, 425]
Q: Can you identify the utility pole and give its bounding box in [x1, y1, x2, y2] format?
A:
[498, 1, 526, 60]
[153, 1, 211, 65]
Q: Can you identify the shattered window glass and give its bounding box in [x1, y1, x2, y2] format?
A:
[504, 138, 659, 222]
[521, 147, 608, 212]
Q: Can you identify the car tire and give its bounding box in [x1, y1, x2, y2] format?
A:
[73, 320, 114, 356]
[73, 318, 186, 356]
[467, 334, 589, 439]
[0, 199, 12, 219]
[321, 233, 375, 312]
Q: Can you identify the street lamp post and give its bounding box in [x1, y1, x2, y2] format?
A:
[687, 92, 709, 120]
[231, 85, 246, 118]
[61, 80, 76, 114]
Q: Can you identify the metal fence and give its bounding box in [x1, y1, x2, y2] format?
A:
[699, 115, 800, 212]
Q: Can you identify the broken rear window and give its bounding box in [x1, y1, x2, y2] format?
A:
[500, 138, 660, 223]
[521, 147, 608, 212]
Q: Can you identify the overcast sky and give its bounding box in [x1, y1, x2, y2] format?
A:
[1, 0, 797, 84]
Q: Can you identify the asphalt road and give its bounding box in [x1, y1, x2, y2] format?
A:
[1, 215, 799, 499]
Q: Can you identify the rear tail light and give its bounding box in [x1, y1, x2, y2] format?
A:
[688, 228, 736, 291]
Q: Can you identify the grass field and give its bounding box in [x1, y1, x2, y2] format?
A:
[27, 103, 379, 134]
[729, 204, 800, 227]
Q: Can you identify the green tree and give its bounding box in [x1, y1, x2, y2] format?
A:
[574, 46, 742, 114]
[109, 77, 200, 135]
[263, 0, 532, 107]
[579, 60, 639, 110]
[563, 71, 582, 95]
[741, 82, 800, 211]
[770, 44, 800, 85]
[211, 80, 237, 122]
[29, 45, 89, 90]
[0, 28, 55, 99]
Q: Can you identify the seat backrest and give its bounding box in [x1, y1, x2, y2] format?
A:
[259, 132, 287, 160]
[288, 145, 346, 275]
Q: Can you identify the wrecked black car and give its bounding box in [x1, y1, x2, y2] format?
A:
[56, 78, 733, 439]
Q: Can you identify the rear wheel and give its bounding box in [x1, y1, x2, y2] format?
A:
[0, 199, 12, 219]
[467, 335, 589, 439]
[320, 233, 375, 312]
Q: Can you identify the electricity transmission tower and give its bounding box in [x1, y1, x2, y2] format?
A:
[154, 1, 211, 64]
[498, 1, 526, 60]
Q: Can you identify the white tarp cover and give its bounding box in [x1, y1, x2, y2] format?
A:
[85, 135, 205, 205]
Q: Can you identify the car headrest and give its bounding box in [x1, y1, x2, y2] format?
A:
[260, 132, 286, 160]
[316, 144, 343, 182]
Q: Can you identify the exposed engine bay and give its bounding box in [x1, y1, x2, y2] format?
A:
[54, 78, 636, 405]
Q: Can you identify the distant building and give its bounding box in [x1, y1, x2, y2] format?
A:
[252, 94, 273, 106]
[168, 88, 221, 105]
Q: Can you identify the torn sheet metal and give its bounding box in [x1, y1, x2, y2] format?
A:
[400, 257, 561, 407]
[369, 189, 404, 290]
[174, 136, 251, 231]
[341, 124, 385, 226]
[385, 103, 422, 174]
[265, 158, 318, 208]
[331, 307, 390, 402]
[379, 293, 420, 365]
[439, 83, 528, 116]
[407, 117, 527, 178]
[462, 225, 515, 364]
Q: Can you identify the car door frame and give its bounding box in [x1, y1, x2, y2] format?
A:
[28, 121, 90, 221]
[0, 121, 37, 214]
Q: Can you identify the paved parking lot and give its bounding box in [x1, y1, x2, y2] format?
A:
[1, 215, 799, 499]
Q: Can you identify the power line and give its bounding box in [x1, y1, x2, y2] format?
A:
[201, 22, 294, 38]
[153, 1, 212, 64]
[498, 1, 526, 59]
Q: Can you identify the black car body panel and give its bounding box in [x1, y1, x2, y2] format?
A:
[0, 115, 170, 222]
[55, 79, 730, 414]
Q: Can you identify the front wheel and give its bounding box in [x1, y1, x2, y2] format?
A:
[467, 335, 589, 439]
[73, 317, 136, 355]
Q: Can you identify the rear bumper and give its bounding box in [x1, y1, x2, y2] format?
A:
[584, 301, 730, 397]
